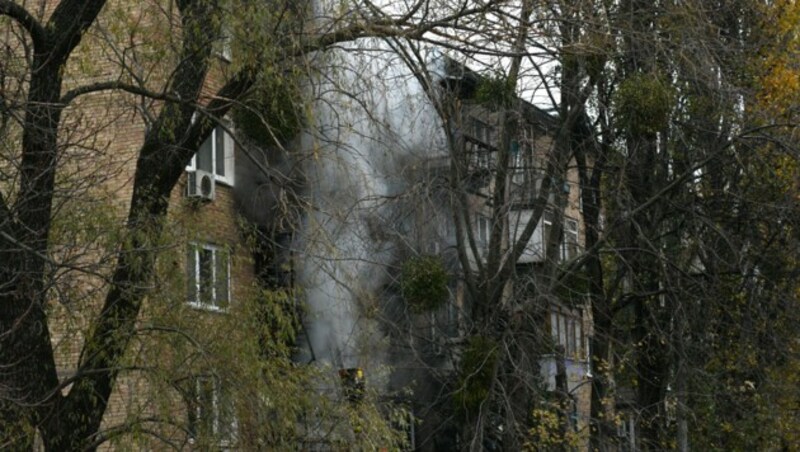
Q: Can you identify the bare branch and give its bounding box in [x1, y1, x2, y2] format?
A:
[0, 1, 46, 51]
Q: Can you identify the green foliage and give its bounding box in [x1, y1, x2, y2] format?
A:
[400, 255, 449, 313]
[454, 335, 497, 417]
[233, 78, 303, 145]
[74, 218, 405, 449]
[475, 74, 516, 110]
[614, 73, 674, 137]
[254, 288, 302, 358]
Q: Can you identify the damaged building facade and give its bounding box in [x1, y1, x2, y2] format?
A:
[379, 58, 594, 450]
[237, 45, 595, 449]
[23, 6, 592, 447]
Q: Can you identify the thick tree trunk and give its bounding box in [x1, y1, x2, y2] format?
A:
[1, 52, 69, 452]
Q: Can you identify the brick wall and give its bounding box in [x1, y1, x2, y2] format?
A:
[38, 1, 259, 448]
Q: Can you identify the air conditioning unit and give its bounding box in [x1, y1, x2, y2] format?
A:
[186, 169, 215, 201]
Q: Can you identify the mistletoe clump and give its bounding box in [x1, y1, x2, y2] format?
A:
[400, 255, 449, 313]
[454, 335, 498, 417]
[615, 72, 674, 137]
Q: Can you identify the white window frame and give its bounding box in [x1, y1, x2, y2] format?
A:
[186, 121, 235, 187]
[549, 307, 584, 359]
[561, 218, 579, 261]
[543, 212, 580, 262]
[187, 243, 231, 312]
[189, 375, 237, 443]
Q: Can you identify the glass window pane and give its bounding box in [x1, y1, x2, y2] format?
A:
[197, 134, 213, 173]
[215, 126, 225, 177]
[568, 240, 578, 260]
[187, 247, 197, 303]
[198, 377, 214, 436]
[187, 381, 198, 437]
[478, 217, 488, 244]
[566, 219, 579, 259]
[216, 249, 229, 309]
[199, 248, 213, 305]
[218, 381, 234, 438]
[568, 319, 576, 356]
[543, 222, 552, 258]
[444, 300, 458, 338]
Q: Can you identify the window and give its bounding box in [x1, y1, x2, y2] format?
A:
[561, 219, 579, 261]
[477, 216, 491, 246]
[430, 293, 460, 355]
[188, 122, 235, 186]
[218, 25, 232, 61]
[431, 299, 459, 341]
[549, 308, 584, 359]
[542, 212, 580, 262]
[470, 118, 493, 144]
[617, 414, 636, 451]
[510, 140, 537, 185]
[187, 243, 230, 310]
[466, 118, 494, 171]
[543, 211, 554, 258]
[510, 140, 527, 185]
[188, 375, 236, 442]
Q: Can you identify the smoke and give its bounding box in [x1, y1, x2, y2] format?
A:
[294, 40, 446, 372]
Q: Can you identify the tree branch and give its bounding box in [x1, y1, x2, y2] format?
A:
[47, 0, 108, 63]
[0, 0, 46, 51]
[60, 81, 183, 107]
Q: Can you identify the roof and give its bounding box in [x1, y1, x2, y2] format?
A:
[439, 56, 559, 132]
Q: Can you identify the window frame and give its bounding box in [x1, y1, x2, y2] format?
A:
[477, 215, 491, 246]
[186, 121, 235, 187]
[217, 25, 232, 62]
[549, 306, 585, 360]
[466, 118, 494, 170]
[187, 243, 231, 312]
[561, 218, 579, 261]
[188, 374, 237, 444]
[542, 212, 580, 262]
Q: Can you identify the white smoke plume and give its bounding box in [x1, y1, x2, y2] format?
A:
[294, 40, 446, 373]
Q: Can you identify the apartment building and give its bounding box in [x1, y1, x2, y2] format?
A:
[24, 3, 261, 448]
[376, 59, 594, 450]
[6, 1, 591, 446]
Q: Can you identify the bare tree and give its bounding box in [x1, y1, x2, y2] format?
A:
[341, 1, 800, 451]
[0, 0, 501, 448]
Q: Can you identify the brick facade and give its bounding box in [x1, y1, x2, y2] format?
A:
[36, 2, 259, 448]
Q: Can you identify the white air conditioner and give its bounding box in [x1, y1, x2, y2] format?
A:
[186, 169, 215, 201]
